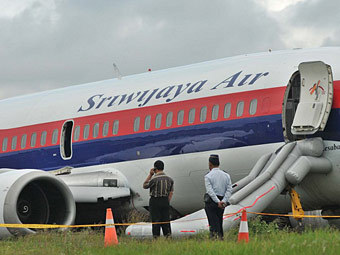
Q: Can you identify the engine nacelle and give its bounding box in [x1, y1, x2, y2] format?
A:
[0, 169, 76, 238]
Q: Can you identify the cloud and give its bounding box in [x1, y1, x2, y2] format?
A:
[257, 0, 307, 12]
[0, 0, 334, 100]
[0, 0, 58, 19]
[270, 0, 340, 48]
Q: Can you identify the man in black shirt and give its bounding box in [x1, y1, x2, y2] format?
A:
[143, 160, 174, 238]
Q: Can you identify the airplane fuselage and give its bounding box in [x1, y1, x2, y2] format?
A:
[1, 48, 340, 216]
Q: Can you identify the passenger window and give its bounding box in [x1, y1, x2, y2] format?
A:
[249, 99, 258, 115]
[74, 126, 80, 141]
[93, 123, 100, 138]
[145, 115, 151, 130]
[166, 112, 173, 127]
[224, 103, 231, 119]
[189, 108, 195, 124]
[103, 121, 109, 137]
[236, 101, 244, 117]
[155, 114, 162, 129]
[177, 110, 184, 125]
[83, 124, 90, 139]
[52, 129, 59, 145]
[212, 104, 219, 120]
[2, 137, 8, 151]
[30, 133, 37, 147]
[200, 106, 207, 122]
[11, 136, 17, 150]
[113, 120, 119, 135]
[41, 131, 47, 146]
[134, 117, 140, 132]
[21, 134, 27, 149]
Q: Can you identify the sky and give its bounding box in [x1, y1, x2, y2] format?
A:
[0, 0, 339, 99]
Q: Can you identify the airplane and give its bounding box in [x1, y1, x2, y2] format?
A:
[0, 47, 340, 238]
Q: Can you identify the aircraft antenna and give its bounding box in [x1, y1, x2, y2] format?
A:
[113, 63, 122, 80]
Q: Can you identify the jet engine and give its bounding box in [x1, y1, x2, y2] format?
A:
[0, 169, 76, 238]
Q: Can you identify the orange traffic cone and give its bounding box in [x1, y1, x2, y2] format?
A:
[237, 210, 249, 243]
[104, 208, 119, 247]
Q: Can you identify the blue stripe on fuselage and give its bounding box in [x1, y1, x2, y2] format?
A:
[0, 114, 285, 170]
[3, 108, 340, 171]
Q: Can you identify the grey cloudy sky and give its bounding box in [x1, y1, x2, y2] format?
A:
[0, 0, 339, 99]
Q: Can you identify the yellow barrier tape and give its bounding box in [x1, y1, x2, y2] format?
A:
[247, 211, 340, 218]
[0, 213, 238, 229]
[0, 211, 339, 229]
[0, 223, 145, 229]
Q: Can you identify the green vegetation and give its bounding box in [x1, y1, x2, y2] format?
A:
[1, 219, 340, 255]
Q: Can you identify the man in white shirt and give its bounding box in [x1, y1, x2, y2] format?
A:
[204, 154, 232, 239]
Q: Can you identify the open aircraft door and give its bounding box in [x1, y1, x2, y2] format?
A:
[288, 61, 333, 136]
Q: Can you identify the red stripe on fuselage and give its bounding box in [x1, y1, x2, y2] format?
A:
[1, 81, 340, 154]
[332, 80, 340, 108]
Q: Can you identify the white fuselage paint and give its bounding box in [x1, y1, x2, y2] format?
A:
[2, 48, 340, 217]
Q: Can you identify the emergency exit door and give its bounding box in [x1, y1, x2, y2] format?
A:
[291, 61, 333, 135]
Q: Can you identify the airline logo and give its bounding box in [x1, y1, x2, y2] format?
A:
[309, 80, 325, 96]
[78, 70, 269, 112]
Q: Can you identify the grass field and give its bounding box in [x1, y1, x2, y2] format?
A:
[1, 219, 340, 255]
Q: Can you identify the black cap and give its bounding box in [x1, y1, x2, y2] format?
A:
[209, 154, 220, 166]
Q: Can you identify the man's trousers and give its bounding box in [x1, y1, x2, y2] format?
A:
[149, 196, 171, 237]
[204, 196, 224, 239]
